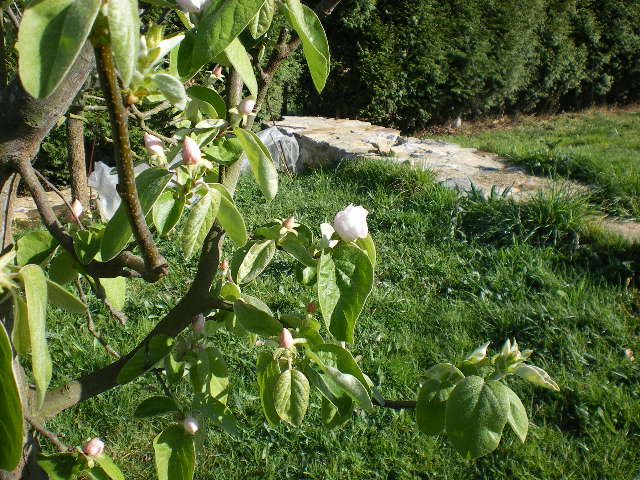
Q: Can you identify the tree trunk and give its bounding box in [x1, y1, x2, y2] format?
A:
[67, 108, 89, 210]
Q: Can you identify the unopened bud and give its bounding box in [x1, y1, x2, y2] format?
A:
[255, 340, 265, 347]
[279, 328, 294, 349]
[192, 315, 205, 334]
[82, 438, 104, 457]
[182, 136, 201, 166]
[144, 133, 165, 157]
[282, 216, 296, 230]
[219, 259, 230, 271]
[183, 416, 199, 434]
[211, 64, 224, 78]
[306, 302, 317, 313]
[238, 97, 256, 115]
[125, 93, 139, 106]
[71, 199, 83, 219]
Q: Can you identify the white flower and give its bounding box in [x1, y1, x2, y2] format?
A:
[183, 416, 199, 434]
[144, 133, 165, 158]
[71, 198, 83, 219]
[279, 328, 294, 349]
[182, 136, 201, 165]
[88, 162, 119, 221]
[464, 341, 490, 364]
[238, 97, 256, 115]
[515, 364, 560, 391]
[82, 438, 104, 457]
[319, 223, 339, 249]
[176, 0, 208, 12]
[333, 204, 369, 242]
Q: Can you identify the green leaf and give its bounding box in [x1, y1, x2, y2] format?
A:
[180, 189, 221, 259]
[230, 239, 275, 284]
[280, 233, 316, 267]
[93, 453, 125, 480]
[164, 352, 185, 385]
[153, 424, 196, 480]
[193, 395, 239, 437]
[233, 295, 281, 336]
[445, 376, 510, 459]
[49, 249, 81, 285]
[153, 73, 187, 109]
[282, 0, 330, 93]
[101, 167, 173, 261]
[134, 395, 180, 418]
[0, 323, 23, 471]
[191, 0, 267, 72]
[216, 194, 247, 246]
[17, 0, 101, 98]
[73, 229, 101, 265]
[256, 352, 281, 424]
[233, 128, 278, 200]
[415, 363, 465, 435]
[203, 137, 243, 166]
[249, 0, 275, 38]
[355, 234, 376, 271]
[16, 230, 57, 266]
[190, 347, 229, 404]
[320, 395, 353, 429]
[19, 264, 51, 409]
[274, 368, 310, 426]
[117, 335, 174, 384]
[153, 191, 186, 236]
[47, 279, 85, 314]
[222, 37, 257, 97]
[317, 244, 374, 342]
[37, 452, 84, 480]
[100, 277, 126, 312]
[503, 384, 528, 443]
[107, 0, 139, 87]
[322, 365, 373, 413]
[220, 281, 241, 302]
[308, 343, 371, 396]
[187, 85, 227, 119]
[11, 294, 31, 356]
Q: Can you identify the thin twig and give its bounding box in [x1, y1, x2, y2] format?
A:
[153, 369, 174, 399]
[6, 6, 19, 30]
[26, 416, 70, 452]
[76, 279, 121, 358]
[130, 104, 177, 145]
[34, 169, 85, 230]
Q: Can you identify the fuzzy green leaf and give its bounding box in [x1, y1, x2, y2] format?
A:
[230, 239, 275, 284]
[233, 295, 281, 336]
[134, 395, 180, 418]
[153, 191, 186, 236]
[16, 230, 57, 266]
[153, 424, 195, 480]
[416, 363, 465, 435]
[233, 127, 278, 200]
[180, 189, 221, 259]
[47, 279, 85, 314]
[256, 352, 281, 424]
[0, 323, 23, 471]
[274, 368, 310, 426]
[107, 0, 139, 87]
[223, 37, 257, 96]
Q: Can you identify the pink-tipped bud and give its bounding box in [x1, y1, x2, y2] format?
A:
[183, 416, 199, 434]
[306, 302, 317, 314]
[255, 340, 265, 347]
[282, 216, 296, 230]
[212, 65, 224, 78]
[82, 438, 104, 457]
[279, 328, 294, 349]
[192, 315, 205, 334]
[144, 133, 165, 157]
[238, 97, 256, 115]
[182, 137, 201, 166]
[219, 259, 230, 271]
[71, 199, 83, 219]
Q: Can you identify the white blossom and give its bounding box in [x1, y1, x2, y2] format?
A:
[183, 416, 199, 434]
[333, 204, 369, 242]
[82, 438, 104, 457]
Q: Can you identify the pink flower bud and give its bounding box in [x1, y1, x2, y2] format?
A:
[71, 199, 83, 218]
[279, 328, 294, 349]
[238, 97, 256, 115]
[219, 259, 230, 271]
[212, 65, 224, 78]
[183, 416, 199, 434]
[192, 315, 205, 334]
[182, 136, 201, 166]
[82, 438, 104, 457]
[282, 216, 296, 230]
[144, 133, 164, 157]
[306, 302, 317, 314]
[255, 340, 265, 347]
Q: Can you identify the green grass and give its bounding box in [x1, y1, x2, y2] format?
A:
[441, 108, 640, 217]
[42, 160, 640, 479]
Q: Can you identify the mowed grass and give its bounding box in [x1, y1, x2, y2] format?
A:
[441, 108, 640, 217]
[42, 160, 640, 479]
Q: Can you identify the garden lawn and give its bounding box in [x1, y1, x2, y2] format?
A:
[45, 160, 639, 479]
[442, 108, 640, 217]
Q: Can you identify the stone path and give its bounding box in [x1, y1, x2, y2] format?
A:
[273, 116, 640, 242]
[14, 116, 640, 241]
